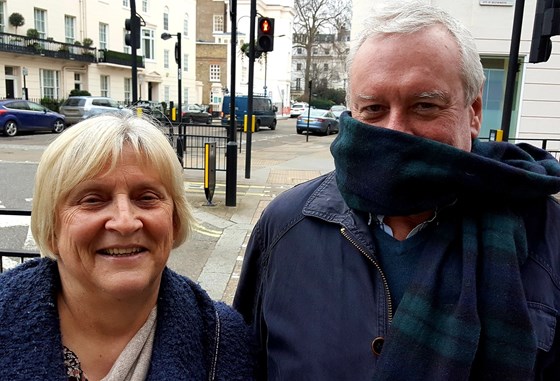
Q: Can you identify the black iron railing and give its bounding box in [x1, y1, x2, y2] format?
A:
[0, 209, 40, 273]
[0, 31, 96, 63]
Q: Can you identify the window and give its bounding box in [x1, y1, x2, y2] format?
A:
[122, 0, 129, 6]
[99, 23, 108, 50]
[210, 65, 220, 82]
[323, 63, 329, 71]
[0, 2, 5, 33]
[164, 49, 169, 69]
[295, 78, 301, 91]
[34, 8, 47, 39]
[123, 29, 130, 54]
[164, 86, 170, 103]
[65, 16, 76, 44]
[183, 87, 189, 105]
[141, 29, 155, 59]
[124, 78, 131, 104]
[183, 14, 189, 37]
[324, 49, 330, 55]
[40, 69, 60, 99]
[163, 8, 169, 31]
[183, 53, 188, 71]
[142, 0, 148, 13]
[296, 63, 302, 71]
[74, 73, 81, 90]
[296, 47, 302, 54]
[312, 47, 318, 55]
[100, 75, 109, 97]
[213, 15, 224, 33]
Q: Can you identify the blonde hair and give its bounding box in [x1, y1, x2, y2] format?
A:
[31, 113, 192, 258]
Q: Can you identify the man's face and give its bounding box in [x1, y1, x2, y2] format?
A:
[348, 25, 482, 151]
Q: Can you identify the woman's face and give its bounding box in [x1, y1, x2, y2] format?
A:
[53, 147, 177, 300]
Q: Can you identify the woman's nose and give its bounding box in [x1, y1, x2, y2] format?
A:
[105, 197, 143, 234]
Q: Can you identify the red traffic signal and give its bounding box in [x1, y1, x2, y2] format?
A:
[257, 17, 275, 52]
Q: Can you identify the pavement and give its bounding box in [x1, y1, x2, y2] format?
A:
[175, 132, 336, 305]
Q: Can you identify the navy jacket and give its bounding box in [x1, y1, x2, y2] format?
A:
[0, 258, 256, 380]
[234, 171, 560, 380]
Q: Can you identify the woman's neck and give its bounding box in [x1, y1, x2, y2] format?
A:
[57, 284, 159, 380]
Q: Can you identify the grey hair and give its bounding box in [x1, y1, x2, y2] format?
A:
[346, 1, 485, 105]
[31, 113, 193, 259]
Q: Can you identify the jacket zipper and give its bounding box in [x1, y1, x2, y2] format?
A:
[208, 308, 221, 381]
[341, 227, 393, 324]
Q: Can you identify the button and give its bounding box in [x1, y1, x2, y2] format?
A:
[371, 337, 384, 356]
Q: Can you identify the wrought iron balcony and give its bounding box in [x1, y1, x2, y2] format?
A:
[0, 32, 96, 63]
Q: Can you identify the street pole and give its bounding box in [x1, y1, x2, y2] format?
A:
[177, 33, 183, 165]
[500, 0, 525, 141]
[225, 0, 238, 206]
[306, 80, 312, 142]
[130, 0, 138, 103]
[245, 0, 257, 179]
[263, 53, 267, 96]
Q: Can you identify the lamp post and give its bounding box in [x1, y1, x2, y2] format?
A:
[161, 32, 183, 164]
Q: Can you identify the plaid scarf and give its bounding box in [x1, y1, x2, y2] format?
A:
[330, 113, 560, 380]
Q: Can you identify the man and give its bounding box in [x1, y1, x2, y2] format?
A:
[234, 2, 560, 380]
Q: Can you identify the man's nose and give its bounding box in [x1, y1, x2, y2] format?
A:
[105, 197, 143, 234]
[383, 111, 410, 134]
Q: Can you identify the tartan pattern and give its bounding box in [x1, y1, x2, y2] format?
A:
[329, 113, 560, 379]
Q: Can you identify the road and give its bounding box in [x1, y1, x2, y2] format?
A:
[0, 118, 337, 301]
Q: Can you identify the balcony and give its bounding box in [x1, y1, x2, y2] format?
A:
[98, 49, 145, 68]
[0, 32, 96, 63]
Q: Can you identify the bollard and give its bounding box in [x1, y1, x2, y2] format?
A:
[243, 114, 256, 132]
[489, 129, 503, 142]
[204, 142, 217, 206]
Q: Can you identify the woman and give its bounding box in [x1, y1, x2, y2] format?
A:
[0, 114, 256, 380]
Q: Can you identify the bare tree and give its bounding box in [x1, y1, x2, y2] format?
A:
[293, 0, 351, 99]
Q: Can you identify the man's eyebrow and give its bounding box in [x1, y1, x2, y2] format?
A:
[356, 93, 378, 101]
[415, 90, 449, 102]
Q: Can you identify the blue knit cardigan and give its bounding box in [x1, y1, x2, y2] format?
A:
[0, 258, 256, 380]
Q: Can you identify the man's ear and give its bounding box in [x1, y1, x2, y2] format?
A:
[470, 88, 483, 139]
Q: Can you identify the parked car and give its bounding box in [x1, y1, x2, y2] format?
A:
[0, 99, 65, 137]
[290, 102, 308, 118]
[59, 96, 132, 125]
[330, 105, 347, 119]
[182, 104, 212, 124]
[296, 109, 339, 136]
[221, 95, 277, 131]
[131, 100, 168, 121]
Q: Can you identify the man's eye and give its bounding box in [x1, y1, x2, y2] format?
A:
[415, 102, 438, 111]
[364, 105, 384, 113]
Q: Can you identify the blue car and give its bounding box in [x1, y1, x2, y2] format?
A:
[296, 109, 339, 135]
[0, 99, 66, 137]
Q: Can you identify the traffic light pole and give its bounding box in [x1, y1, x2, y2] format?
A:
[500, 0, 525, 141]
[130, 0, 138, 103]
[245, 0, 257, 179]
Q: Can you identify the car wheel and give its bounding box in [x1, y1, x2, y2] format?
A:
[323, 125, 330, 136]
[3, 120, 18, 137]
[52, 119, 65, 133]
[188, 116, 194, 124]
[270, 119, 277, 130]
[297, 129, 303, 134]
[255, 121, 261, 132]
[206, 116, 212, 125]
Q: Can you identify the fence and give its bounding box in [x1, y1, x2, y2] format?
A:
[0, 209, 39, 273]
[159, 121, 228, 171]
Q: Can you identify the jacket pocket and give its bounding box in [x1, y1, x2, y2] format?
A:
[527, 301, 557, 352]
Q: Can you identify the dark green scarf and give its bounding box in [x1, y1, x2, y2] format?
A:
[330, 113, 560, 380]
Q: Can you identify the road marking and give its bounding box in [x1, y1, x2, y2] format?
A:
[192, 222, 222, 238]
[0, 215, 30, 227]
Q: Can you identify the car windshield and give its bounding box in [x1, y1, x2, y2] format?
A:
[331, 105, 346, 111]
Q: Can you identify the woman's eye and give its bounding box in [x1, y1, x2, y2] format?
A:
[79, 195, 103, 205]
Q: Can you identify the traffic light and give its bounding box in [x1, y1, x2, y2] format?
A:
[257, 17, 275, 52]
[125, 14, 141, 49]
[529, 0, 560, 63]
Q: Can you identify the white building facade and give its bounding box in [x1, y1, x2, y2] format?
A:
[0, 0, 200, 106]
[351, 0, 560, 143]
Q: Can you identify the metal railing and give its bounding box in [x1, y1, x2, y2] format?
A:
[0, 209, 40, 273]
[0, 31, 96, 63]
